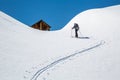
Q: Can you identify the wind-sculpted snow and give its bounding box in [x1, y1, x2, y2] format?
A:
[31, 41, 105, 80]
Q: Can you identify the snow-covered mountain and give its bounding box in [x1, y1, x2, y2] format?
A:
[0, 5, 120, 80]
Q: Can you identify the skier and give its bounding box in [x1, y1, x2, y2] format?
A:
[72, 23, 79, 38]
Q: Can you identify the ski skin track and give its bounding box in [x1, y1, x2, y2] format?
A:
[30, 40, 105, 80]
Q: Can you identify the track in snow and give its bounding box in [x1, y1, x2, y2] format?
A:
[31, 41, 105, 80]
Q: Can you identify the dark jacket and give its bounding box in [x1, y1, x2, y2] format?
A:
[72, 23, 79, 31]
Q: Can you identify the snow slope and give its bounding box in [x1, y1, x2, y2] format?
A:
[47, 5, 120, 80]
[0, 5, 120, 80]
[0, 10, 101, 80]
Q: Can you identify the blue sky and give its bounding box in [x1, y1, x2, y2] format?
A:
[0, 0, 120, 30]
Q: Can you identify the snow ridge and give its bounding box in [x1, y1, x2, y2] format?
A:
[31, 40, 105, 80]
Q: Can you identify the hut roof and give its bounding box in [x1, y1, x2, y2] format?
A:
[31, 20, 51, 28]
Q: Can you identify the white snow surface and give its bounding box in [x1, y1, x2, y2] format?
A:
[0, 5, 120, 80]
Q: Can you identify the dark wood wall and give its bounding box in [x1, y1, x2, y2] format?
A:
[32, 20, 51, 31]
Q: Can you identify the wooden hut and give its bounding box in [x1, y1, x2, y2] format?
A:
[31, 20, 51, 31]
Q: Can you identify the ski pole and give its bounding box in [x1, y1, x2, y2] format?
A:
[78, 29, 83, 37]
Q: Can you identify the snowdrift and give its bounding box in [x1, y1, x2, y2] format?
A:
[0, 5, 120, 80]
[62, 5, 120, 40]
[52, 5, 120, 80]
[0, 10, 100, 80]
